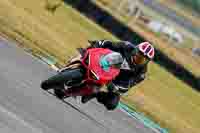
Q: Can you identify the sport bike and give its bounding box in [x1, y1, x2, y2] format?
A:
[41, 48, 123, 100]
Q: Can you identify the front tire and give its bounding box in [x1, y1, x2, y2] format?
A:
[41, 68, 83, 90]
[54, 89, 65, 99]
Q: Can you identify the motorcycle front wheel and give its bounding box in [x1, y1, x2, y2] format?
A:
[41, 68, 84, 90]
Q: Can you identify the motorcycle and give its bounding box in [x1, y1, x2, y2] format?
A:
[41, 47, 123, 101]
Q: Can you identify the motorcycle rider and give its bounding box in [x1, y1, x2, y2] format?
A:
[81, 40, 155, 110]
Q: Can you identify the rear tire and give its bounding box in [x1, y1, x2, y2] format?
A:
[41, 68, 83, 90]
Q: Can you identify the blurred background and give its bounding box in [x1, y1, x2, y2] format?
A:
[0, 0, 199, 132]
[96, 0, 199, 49]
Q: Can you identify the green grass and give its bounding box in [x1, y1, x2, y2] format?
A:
[0, 0, 200, 133]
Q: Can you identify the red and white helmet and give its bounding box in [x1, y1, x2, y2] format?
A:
[137, 42, 155, 60]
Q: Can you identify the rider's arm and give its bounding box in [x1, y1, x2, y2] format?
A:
[117, 74, 146, 94]
[132, 64, 147, 85]
[127, 65, 147, 88]
[110, 65, 147, 94]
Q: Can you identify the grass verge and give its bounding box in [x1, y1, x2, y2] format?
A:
[0, 0, 200, 133]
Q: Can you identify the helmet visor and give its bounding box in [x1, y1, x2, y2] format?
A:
[132, 52, 149, 65]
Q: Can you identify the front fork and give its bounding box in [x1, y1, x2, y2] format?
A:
[58, 50, 100, 97]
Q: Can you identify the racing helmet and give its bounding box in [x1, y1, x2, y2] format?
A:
[132, 42, 155, 65]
